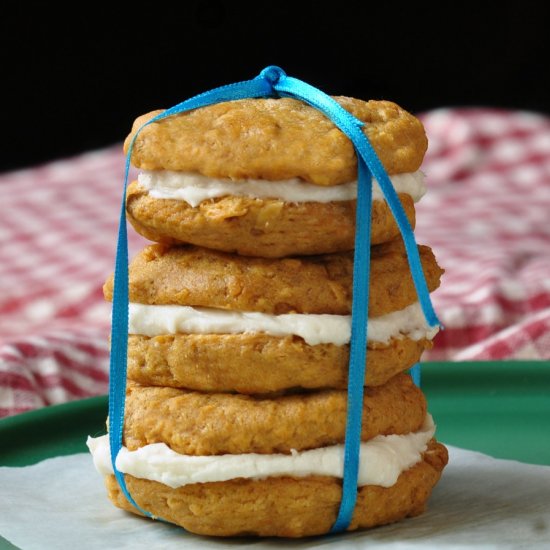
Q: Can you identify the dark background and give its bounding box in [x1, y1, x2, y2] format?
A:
[1, 2, 548, 173]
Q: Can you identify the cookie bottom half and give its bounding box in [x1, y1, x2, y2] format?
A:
[104, 439, 448, 538]
[126, 182, 416, 257]
[127, 333, 433, 393]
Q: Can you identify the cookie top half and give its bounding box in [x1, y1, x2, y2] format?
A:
[103, 239, 443, 317]
[124, 97, 427, 185]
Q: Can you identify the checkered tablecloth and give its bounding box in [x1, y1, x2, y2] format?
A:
[1, 107, 549, 417]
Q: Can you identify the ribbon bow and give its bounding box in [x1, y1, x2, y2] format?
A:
[109, 65, 440, 533]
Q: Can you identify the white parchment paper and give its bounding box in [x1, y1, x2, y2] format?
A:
[0, 446, 549, 549]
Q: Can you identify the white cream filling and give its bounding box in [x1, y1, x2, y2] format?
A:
[137, 170, 427, 207]
[87, 415, 435, 489]
[128, 301, 439, 346]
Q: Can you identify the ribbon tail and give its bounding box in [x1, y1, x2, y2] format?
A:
[108, 150, 153, 516]
[155, 77, 273, 121]
[274, 72, 440, 329]
[107, 73, 277, 518]
[330, 157, 373, 532]
[356, 144, 441, 328]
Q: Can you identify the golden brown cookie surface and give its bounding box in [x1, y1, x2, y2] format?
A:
[103, 239, 443, 317]
[126, 182, 416, 256]
[104, 439, 448, 538]
[123, 373, 426, 455]
[125, 97, 427, 185]
[127, 333, 432, 392]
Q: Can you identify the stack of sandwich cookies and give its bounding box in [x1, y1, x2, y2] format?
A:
[88, 96, 448, 538]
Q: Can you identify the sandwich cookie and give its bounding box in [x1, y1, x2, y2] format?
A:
[88, 374, 447, 537]
[124, 97, 428, 257]
[103, 239, 443, 392]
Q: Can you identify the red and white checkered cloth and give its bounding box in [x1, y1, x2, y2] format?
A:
[1, 108, 549, 417]
[415, 108, 550, 360]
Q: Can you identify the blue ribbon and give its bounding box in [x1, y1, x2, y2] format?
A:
[109, 65, 440, 532]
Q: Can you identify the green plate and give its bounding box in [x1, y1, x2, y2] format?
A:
[422, 360, 550, 466]
[0, 394, 108, 467]
[1, 361, 549, 468]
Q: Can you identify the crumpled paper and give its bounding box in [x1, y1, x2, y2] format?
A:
[0, 446, 548, 549]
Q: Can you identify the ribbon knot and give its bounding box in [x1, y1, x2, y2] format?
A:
[259, 65, 286, 89]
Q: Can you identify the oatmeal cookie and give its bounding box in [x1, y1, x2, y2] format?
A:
[126, 333, 432, 392]
[125, 98, 427, 184]
[103, 239, 443, 318]
[122, 373, 426, 456]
